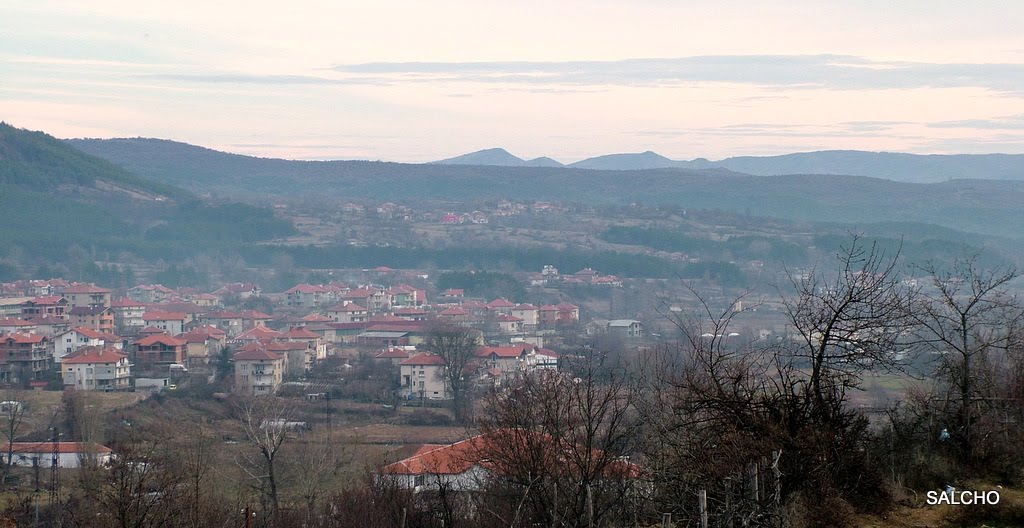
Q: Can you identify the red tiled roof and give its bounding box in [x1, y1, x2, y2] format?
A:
[329, 303, 366, 312]
[2, 442, 112, 454]
[204, 311, 242, 319]
[495, 315, 523, 322]
[486, 298, 516, 308]
[375, 348, 411, 359]
[301, 313, 332, 322]
[110, 298, 145, 308]
[28, 296, 65, 305]
[70, 326, 105, 339]
[142, 311, 187, 321]
[62, 284, 111, 294]
[233, 348, 284, 361]
[440, 307, 469, 316]
[62, 346, 126, 364]
[0, 319, 35, 327]
[2, 333, 45, 344]
[135, 335, 186, 347]
[513, 304, 538, 310]
[476, 344, 533, 358]
[285, 327, 320, 339]
[240, 310, 273, 319]
[399, 353, 444, 366]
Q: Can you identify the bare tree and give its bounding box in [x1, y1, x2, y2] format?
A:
[235, 397, 295, 526]
[476, 353, 641, 528]
[424, 324, 479, 423]
[0, 395, 27, 485]
[783, 235, 917, 414]
[913, 256, 1024, 462]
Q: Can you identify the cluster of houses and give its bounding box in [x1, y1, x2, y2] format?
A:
[0, 271, 644, 397]
[529, 266, 623, 287]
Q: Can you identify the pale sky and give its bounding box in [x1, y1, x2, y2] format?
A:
[3, 0, 1024, 162]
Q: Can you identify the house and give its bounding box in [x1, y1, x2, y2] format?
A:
[134, 334, 187, 368]
[141, 311, 187, 335]
[606, 320, 644, 339]
[233, 326, 286, 344]
[177, 325, 227, 367]
[110, 298, 146, 334]
[212, 282, 261, 300]
[539, 302, 579, 328]
[240, 310, 273, 330]
[343, 287, 392, 312]
[439, 289, 464, 303]
[21, 315, 69, 338]
[68, 306, 115, 333]
[285, 284, 332, 309]
[378, 430, 640, 492]
[2, 442, 113, 468]
[233, 348, 284, 395]
[485, 298, 515, 316]
[387, 285, 426, 307]
[374, 347, 412, 365]
[265, 341, 316, 376]
[20, 296, 68, 320]
[475, 344, 557, 376]
[0, 297, 31, 319]
[62, 346, 131, 391]
[400, 353, 448, 400]
[327, 303, 368, 323]
[438, 307, 470, 325]
[283, 326, 327, 361]
[0, 333, 52, 383]
[511, 304, 539, 328]
[54, 327, 121, 362]
[61, 284, 112, 309]
[127, 284, 175, 304]
[0, 319, 37, 335]
[201, 311, 244, 336]
[494, 315, 524, 335]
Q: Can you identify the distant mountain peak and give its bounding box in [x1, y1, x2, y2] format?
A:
[434, 148, 527, 167]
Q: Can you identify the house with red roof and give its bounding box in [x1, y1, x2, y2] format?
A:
[68, 306, 115, 333]
[494, 314, 524, 335]
[2, 442, 113, 468]
[0, 333, 52, 383]
[233, 347, 284, 395]
[438, 307, 470, 325]
[485, 298, 515, 315]
[378, 429, 641, 492]
[539, 302, 580, 328]
[0, 318, 37, 335]
[240, 309, 273, 330]
[374, 347, 412, 365]
[327, 303, 368, 323]
[177, 325, 227, 367]
[511, 304, 539, 328]
[399, 353, 448, 400]
[127, 284, 175, 304]
[142, 311, 187, 335]
[475, 344, 558, 376]
[134, 334, 187, 368]
[62, 346, 130, 391]
[61, 284, 112, 309]
[54, 327, 121, 362]
[343, 287, 392, 311]
[20, 296, 68, 320]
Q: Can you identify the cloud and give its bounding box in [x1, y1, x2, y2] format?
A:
[332, 55, 1024, 93]
[141, 73, 390, 85]
[927, 115, 1024, 130]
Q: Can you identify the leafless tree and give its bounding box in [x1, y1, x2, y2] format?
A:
[0, 394, 27, 484]
[912, 255, 1024, 462]
[235, 397, 295, 526]
[424, 324, 479, 423]
[476, 353, 641, 528]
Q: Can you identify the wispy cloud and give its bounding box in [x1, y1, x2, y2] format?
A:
[333, 55, 1024, 93]
[927, 114, 1024, 130]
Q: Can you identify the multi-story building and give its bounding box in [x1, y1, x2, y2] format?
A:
[110, 298, 146, 334]
[68, 306, 115, 333]
[233, 348, 284, 395]
[62, 346, 131, 391]
[0, 333, 52, 384]
[61, 284, 112, 309]
[20, 296, 68, 320]
[134, 334, 187, 368]
[399, 353, 448, 400]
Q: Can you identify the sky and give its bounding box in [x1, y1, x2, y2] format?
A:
[3, 1, 1024, 162]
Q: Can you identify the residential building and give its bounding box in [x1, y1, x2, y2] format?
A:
[0, 333, 52, 383]
[61, 284, 112, 309]
[607, 320, 644, 339]
[327, 303, 368, 323]
[134, 334, 187, 368]
[62, 346, 131, 391]
[141, 311, 187, 335]
[110, 298, 146, 334]
[233, 348, 284, 395]
[20, 296, 68, 320]
[68, 306, 115, 333]
[400, 353, 448, 400]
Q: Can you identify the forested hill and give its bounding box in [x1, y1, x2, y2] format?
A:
[69, 137, 1024, 239]
[0, 122, 189, 201]
[0, 124, 295, 268]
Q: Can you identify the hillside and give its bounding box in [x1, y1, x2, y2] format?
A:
[68, 138, 1024, 239]
[0, 124, 295, 269]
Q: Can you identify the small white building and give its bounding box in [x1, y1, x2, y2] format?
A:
[2, 442, 113, 468]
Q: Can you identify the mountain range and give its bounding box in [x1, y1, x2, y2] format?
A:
[434, 148, 1024, 183]
[66, 136, 1024, 240]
